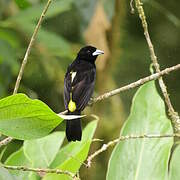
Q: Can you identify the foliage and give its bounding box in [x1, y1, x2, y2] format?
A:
[3, 121, 97, 179]
[0, 81, 179, 179]
[169, 144, 180, 180]
[0, 93, 62, 140]
[44, 120, 97, 180]
[107, 82, 173, 180]
[24, 132, 65, 168]
[0, 0, 180, 180]
[0, 167, 15, 180]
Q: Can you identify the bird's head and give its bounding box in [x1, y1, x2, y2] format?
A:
[77, 46, 104, 63]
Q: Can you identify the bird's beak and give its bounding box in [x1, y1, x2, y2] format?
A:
[92, 49, 104, 56]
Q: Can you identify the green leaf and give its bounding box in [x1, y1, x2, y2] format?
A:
[5, 148, 31, 180]
[0, 168, 16, 180]
[0, 94, 63, 140]
[5, 148, 30, 166]
[28, 172, 40, 180]
[11, 0, 73, 22]
[0, 28, 20, 49]
[43, 120, 98, 180]
[0, 40, 18, 71]
[107, 81, 173, 180]
[23, 131, 65, 168]
[37, 28, 71, 58]
[0, 146, 7, 161]
[14, 0, 31, 9]
[7, 21, 71, 58]
[169, 145, 180, 180]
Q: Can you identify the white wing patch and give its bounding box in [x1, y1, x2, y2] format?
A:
[71, 71, 77, 83]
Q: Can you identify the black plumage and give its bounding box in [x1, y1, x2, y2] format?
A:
[64, 46, 104, 141]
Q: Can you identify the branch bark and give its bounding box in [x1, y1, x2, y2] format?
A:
[90, 64, 180, 105]
[134, 0, 180, 132]
[0, 164, 75, 178]
[0, 137, 13, 147]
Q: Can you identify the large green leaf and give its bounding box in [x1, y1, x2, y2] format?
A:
[107, 81, 173, 180]
[0, 94, 63, 140]
[169, 144, 180, 180]
[43, 120, 98, 180]
[23, 131, 65, 168]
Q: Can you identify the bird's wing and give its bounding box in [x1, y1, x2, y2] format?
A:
[72, 71, 95, 111]
[64, 72, 71, 109]
[64, 68, 96, 111]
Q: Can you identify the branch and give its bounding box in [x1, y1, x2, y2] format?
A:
[90, 64, 180, 105]
[0, 164, 75, 179]
[130, 0, 135, 14]
[13, 0, 52, 94]
[134, 0, 180, 132]
[0, 137, 13, 147]
[86, 133, 180, 167]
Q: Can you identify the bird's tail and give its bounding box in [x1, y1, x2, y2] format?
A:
[66, 110, 82, 142]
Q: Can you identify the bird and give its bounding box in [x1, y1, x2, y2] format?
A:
[64, 45, 104, 141]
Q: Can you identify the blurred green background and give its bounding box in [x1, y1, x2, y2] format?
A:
[0, 0, 179, 179]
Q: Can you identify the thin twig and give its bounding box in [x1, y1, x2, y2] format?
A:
[13, 0, 52, 94]
[90, 64, 180, 105]
[92, 139, 104, 142]
[130, 0, 135, 14]
[0, 164, 75, 178]
[0, 137, 13, 147]
[86, 133, 180, 167]
[134, 0, 180, 132]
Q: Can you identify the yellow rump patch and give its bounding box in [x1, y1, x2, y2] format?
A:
[68, 100, 76, 112]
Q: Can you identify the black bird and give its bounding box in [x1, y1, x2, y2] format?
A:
[64, 46, 104, 141]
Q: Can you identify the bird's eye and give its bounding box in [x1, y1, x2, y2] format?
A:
[87, 50, 91, 54]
